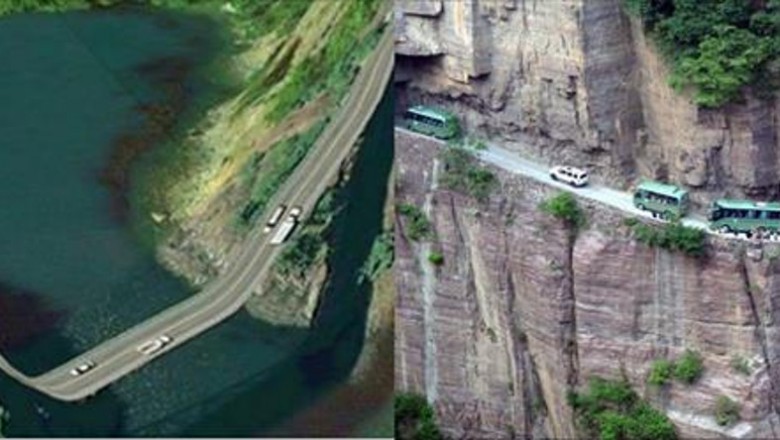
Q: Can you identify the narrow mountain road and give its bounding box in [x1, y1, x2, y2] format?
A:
[396, 126, 720, 234]
[0, 25, 393, 402]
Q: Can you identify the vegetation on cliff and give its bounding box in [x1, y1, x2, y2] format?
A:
[626, 0, 780, 107]
[626, 219, 706, 257]
[647, 349, 704, 387]
[398, 203, 432, 241]
[276, 190, 339, 278]
[568, 377, 676, 440]
[539, 192, 586, 231]
[440, 148, 497, 202]
[240, 120, 327, 224]
[714, 395, 741, 426]
[360, 230, 394, 283]
[395, 393, 442, 440]
[144, 0, 383, 235]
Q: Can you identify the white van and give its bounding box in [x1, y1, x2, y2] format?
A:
[137, 335, 173, 355]
[69, 361, 96, 377]
[550, 165, 589, 187]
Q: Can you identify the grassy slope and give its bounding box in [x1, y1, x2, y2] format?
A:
[139, 0, 384, 238]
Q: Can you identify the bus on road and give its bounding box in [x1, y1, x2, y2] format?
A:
[709, 199, 780, 237]
[633, 180, 690, 220]
[403, 105, 460, 140]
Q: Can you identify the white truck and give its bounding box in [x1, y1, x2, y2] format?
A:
[269, 206, 303, 245]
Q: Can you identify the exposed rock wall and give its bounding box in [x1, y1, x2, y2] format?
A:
[395, 130, 780, 439]
[395, 0, 642, 184]
[395, 0, 780, 202]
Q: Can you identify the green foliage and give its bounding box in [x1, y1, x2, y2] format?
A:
[242, 120, 326, 223]
[440, 148, 497, 201]
[395, 393, 442, 440]
[265, 0, 382, 123]
[428, 251, 444, 266]
[539, 192, 586, 230]
[624, 0, 780, 107]
[673, 349, 704, 384]
[0, 0, 89, 15]
[359, 231, 394, 283]
[647, 359, 674, 387]
[670, 25, 772, 107]
[731, 355, 752, 376]
[398, 203, 431, 241]
[631, 221, 706, 257]
[569, 377, 676, 440]
[276, 190, 339, 277]
[714, 395, 741, 426]
[623, 217, 640, 227]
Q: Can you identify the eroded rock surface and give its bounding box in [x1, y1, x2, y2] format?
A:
[395, 0, 780, 203]
[395, 130, 780, 439]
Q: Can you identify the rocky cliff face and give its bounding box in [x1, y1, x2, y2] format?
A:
[395, 130, 780, 439]
[395, 0, 780, 205]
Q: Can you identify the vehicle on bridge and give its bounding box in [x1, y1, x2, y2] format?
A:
[403, 105, 460, 140]
[137, 335, 172, 355]
[270, 206, 303, 245]
[633, 180, 690, 220]
[69, 361, 96, 377]
[263, 204, 287, 233]
[550, 165, 589, 187]
[708, 199, 780, 237]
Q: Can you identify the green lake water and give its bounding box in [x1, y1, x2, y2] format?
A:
[0, 6, 392, 437]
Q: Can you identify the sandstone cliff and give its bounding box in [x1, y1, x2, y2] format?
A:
[395, 131, 780, 439]
[395, 0, 780, 206]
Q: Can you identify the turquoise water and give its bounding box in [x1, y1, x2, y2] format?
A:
[0, 6, 392, 436]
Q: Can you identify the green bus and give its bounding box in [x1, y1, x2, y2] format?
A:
[708, 199, 780, 236]
[403, 105, 460, 139]
[633, 180, 690, 220]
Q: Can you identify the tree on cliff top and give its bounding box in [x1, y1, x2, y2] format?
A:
[539, 192, 586, 231]
[626, 0, 780, 107]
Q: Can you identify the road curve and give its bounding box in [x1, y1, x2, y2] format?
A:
[0, 27, 393, 402]
[394, 127, 751, 236]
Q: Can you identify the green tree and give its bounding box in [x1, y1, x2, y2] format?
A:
[428, 252, 444, 266]
[569, 377, 676, 440]
[539, 192, 586, 230]
[670, 25, 772, 107]
[673, 350, 704, 384]
[395, 393, 442, 440]
[624, 0, 780, 106]
[647, 359, 674, 387]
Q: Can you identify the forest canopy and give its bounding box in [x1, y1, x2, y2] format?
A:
[626, 0, 780, 107]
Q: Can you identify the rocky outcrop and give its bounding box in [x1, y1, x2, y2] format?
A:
[395, 0, 780, 203]
[395, 130, 780, 439]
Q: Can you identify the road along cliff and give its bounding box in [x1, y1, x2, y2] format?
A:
[395, 0, 780, 208]
[395, 130, 780, 439]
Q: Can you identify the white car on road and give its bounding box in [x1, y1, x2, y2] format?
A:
[137, 335, 173, 355]
[550, 165, 589, 188]
[69, 361, 96, 377]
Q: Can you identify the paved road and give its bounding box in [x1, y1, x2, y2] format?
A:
[0, 26, 393, 402]
[395, 127, 718, 231]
